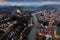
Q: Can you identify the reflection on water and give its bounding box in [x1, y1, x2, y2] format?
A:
[57, 27, 60, 36]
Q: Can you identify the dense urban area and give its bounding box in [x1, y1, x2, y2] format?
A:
[0, 5, 60, 40]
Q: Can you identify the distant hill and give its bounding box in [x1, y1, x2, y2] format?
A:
[40, 5, 60, 9]
[0, 4, 60, 14]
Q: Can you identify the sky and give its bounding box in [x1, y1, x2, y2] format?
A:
[0, 0, 60, 6]
[3, 0, 60, 2]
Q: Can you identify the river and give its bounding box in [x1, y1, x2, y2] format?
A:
[57, 27, 60, 36]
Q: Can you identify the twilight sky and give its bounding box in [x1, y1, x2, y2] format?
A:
[0, 0, 60, 6]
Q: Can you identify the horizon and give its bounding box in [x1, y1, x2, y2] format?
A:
[0, 1, 60, 6]
[0, 0, 60, 6]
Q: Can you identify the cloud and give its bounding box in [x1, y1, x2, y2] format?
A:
[0, 0, 5, 2]
[0, 0, 60, 2]
[0, 1, 60, 6]
[5, 0, 60, 2]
